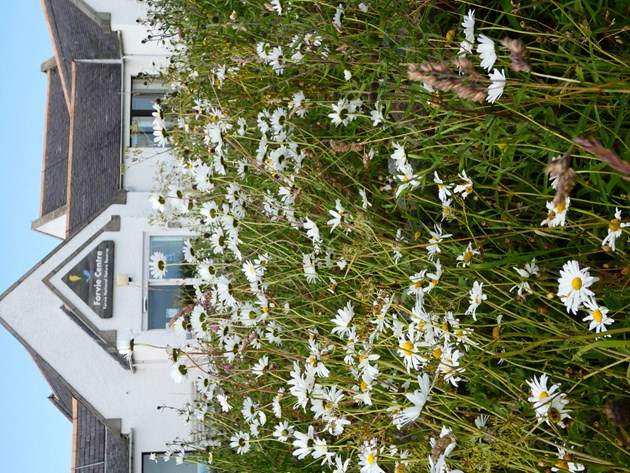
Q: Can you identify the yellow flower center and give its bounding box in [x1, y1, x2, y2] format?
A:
[547, 210, 556, 220]
[539, 391, 549, 401]
[432, 347, 442, 359]
[592, 309, 603, 323]
[414, 280, 425, 289]
[360, 381, 368, 392]
[609, 218, 621, 232]
[414, 230, 422, 240]
[571, 277, 583, 290]
[418, 321, 425, 331]
[555, 461, 568, 471]
[548, 407, 561, 423]
[441, 322, 449, 332]
[556, 201, 566, 213]
[367, 453, 375, 465]
[463, 251, 473, 263]
[465, 184, 473, 194]
[402, 341, 414, 356]
[395, 463, 405, 473]
[492, 325, 501, 340]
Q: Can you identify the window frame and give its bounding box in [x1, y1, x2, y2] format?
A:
[130, 78, 168, 148]
[144, 234, 194, 331]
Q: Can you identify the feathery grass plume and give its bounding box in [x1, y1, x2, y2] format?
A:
[544, 151, 577, 207]
[452, 57, 484, 81]
[408, 62, 486, 102]
[574, 137, 630, 181]
[500, 37, 531, 72]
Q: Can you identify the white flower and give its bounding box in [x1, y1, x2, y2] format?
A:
[328, 98, 355, 127]
[242, 260, 262, 283]
[331, 301, 355, 337]
[551, 446, 585, 472]
[230, 431, 251, 454]
[477, 34, 497, 70]
[359, 188, 372, 209]
[270, 0, 282, 15]
[358, 439, 385, 473]
[526, 374, 571, 427]
[343, 69, 352, 81]
[465, 281, 487, 320]
[452, 170, 473, 198]
[486, 68, 506, 104]
[541, 197, 570, 227]
[328, 199, 350, 232]
[333, 3, 344, 30]
[602, 207, 628, 251]
[582, 298, 614, 334]
[149, 252, 168, 279]
[557, 260, 597, 314]
[462, 9, 475, 43]
[273, 421, 294, 442]
[393, 373, 432, 428]
[216, 394, 232, 412]
[370, 101, 384, 126]
[456, 242, 480, 267]
[252, 355, 269, 377]
[426, 225, 452, 260]
[433, 171, 452, 202]
[302, 253, 319, 284]
[292, 426, 315, 459]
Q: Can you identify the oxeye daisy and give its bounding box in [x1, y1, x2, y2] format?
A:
[149, 251, 168, 279]
[601, 207, 628, 251]
[477, 34, 497, 70]
[358, 439, 385, 473]
[557, 260, 597, 314]
[230, 431, 251, 454]
[486, 68, 506, 104]
[453, 170, 473, 198]
[273, 421, 294, 442]
[465, 281, 487, 320]
[551, 446, 585, 473]
[456, 242, 480, 267]
[582, 298, 614, 334]
[541, 197, 570, 227]
[526, 374, 571, 427]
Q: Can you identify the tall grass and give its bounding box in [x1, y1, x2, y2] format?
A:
[134, 1, 630, 471]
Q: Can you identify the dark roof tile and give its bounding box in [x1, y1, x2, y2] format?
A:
[67, 62, 122, 236]
[41, 66, 70, 216]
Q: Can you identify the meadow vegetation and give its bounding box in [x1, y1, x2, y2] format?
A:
[134, 1, 630, 471]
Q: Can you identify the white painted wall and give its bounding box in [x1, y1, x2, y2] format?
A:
[0, 193, 198, 473]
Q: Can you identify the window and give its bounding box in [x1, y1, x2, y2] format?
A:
[130, 78, 166, 148]
[142, 453, 209, 473]
[146, 236, 193, 330]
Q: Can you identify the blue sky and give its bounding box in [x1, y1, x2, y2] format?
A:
[0, 3, 71, 472]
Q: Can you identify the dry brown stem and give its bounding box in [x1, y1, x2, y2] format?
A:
[544, 151, 577, 207]
[574, 137, 630, 181]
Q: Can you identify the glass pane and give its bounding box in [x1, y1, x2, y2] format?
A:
[148, 285, 183, 330]
[131, 117, 156, 148]
[142, 454, 208, 473]
[132, 94, 163, 112]
[149, 236, 186, 279]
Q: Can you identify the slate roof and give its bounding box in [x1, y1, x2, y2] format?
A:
[67, 61, 122, 236]
[41, 65, 70, 217]
[42, 0, 120, 108]
[38, 0, 122, 237]
[30, 352, 129, 473]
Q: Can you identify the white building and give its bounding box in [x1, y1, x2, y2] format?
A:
[0, 1, 199, 472]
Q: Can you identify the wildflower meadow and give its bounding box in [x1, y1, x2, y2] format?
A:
[132, 1, 630, 471]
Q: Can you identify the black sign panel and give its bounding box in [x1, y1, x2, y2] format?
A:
[62, 241, 114, 319]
